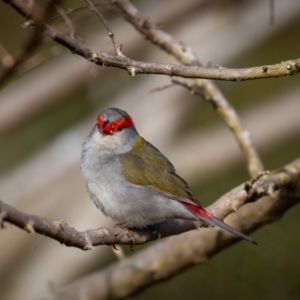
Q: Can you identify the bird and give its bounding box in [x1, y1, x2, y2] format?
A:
[81, 107, 256, 244]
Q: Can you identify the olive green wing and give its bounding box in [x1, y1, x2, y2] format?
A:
[119, 136, 200, 206]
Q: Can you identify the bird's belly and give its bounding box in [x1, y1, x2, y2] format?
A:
[86, 172, 128, 220]
[82, 156, 196, 227]
[86, 174, 196, 227]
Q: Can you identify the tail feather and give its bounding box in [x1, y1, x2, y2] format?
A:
[201, 214, 257, 245]
[181, 201, 257, 245]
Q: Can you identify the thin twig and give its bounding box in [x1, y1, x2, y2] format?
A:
[150, 82, 174, 92]
[85, 0, 121, 55]
[48, 5, 88, 23]
[53, 3, 76, 35]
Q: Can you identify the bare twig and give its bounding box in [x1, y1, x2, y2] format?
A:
[85, 0, 121, 55]
[48, 5, 88, 23]
[150, 82, 174, 92]
[53, 3, 76, 35]
[172, 78, 264, 177]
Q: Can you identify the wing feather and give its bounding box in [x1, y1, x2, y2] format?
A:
[119, 137, 200, 206]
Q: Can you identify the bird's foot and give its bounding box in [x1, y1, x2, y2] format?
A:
[114, 223, 136, 251]
[147, 224, 161, 239]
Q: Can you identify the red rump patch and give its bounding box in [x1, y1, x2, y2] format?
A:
[180, 201, 212, 218]
[96, 113, 132, 135]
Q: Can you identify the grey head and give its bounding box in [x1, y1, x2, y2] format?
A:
[82, 108, 139, 159]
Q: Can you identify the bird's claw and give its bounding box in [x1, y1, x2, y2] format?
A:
[115, 223, 136, 251]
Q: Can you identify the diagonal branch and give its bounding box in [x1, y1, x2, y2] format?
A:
[44, 158, 300, 300]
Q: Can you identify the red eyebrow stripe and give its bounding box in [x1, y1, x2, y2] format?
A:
[96, 113, 132, 134]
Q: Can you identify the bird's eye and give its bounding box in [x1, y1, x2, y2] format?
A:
[117, 125, 124, 132]
[102, 120, 109, 127]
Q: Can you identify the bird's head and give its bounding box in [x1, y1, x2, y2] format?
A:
[84, 108, 139, 156]
[97, 108, 134, 136]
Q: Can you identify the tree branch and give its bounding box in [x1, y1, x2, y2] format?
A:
[43, 158, 300, 300]
[4, 0, 300, 82]
[1, 158, 300, 252]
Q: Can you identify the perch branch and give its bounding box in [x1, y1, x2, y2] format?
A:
[44, 158, 300, 300]
[1, 158, 300, 251]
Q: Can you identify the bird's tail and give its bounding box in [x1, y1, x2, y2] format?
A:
[182, 202, 257, 245]
[200, 212, 257, 245]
